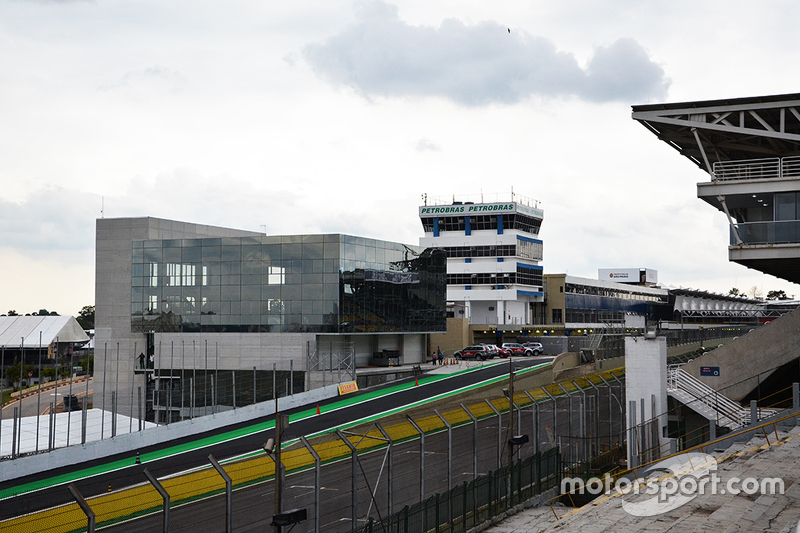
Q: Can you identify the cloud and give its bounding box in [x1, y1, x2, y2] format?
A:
[98, 66, 185, 93]
[0, 187, 96, 254]
[302, 1, 669, 106]
[414, 138, 440, 152]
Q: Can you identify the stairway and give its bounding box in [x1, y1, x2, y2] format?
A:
[666, 366, 776, 430]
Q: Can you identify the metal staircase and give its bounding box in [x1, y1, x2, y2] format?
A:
[666, 366, 776, 430]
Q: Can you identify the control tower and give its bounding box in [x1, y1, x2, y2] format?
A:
[633, 93, 800, 284]
[419, 192, 544, 326]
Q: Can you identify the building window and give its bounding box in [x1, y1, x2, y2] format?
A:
[552, 309, 563, 323]
[267, 266, 285, 285]
[149, 263, 158, 287]
[182, 264, 196, 286]
[517, 239, 543, 260]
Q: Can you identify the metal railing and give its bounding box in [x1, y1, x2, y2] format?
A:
[712, 155, 800, 182]
[666, 366, 748, 429]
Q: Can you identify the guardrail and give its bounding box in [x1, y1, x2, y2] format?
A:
[712, 155, 800, 182]
[731, 220, 800, 246]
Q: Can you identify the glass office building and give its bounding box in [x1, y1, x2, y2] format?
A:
[131, 234, 446, 334]
[97, 218, 448, 424]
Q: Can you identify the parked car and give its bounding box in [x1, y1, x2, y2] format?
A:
[483, 344, 512, 357]
[522, 342, 544, 356]
[454, 345, 493, 360]
[502, 342, 535, 356]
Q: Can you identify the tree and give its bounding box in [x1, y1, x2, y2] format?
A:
[79, 355, 94, 375]
[5, 363, 37, 389]
[6, 310, 18, 316]
[766, 290, 789, 300]
[748, 286, 763, 300]
[728, 288, 742, 296]
[33, 309, 59, 316]
[77, 305, 95, 330]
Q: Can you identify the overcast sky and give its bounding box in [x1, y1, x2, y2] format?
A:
[2, 0, 800, 316]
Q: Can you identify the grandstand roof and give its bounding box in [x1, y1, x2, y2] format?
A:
[632, 92, 800, 171]
[0, 316, 89, 348]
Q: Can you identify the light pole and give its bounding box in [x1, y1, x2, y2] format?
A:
[265, 411, 288, 533]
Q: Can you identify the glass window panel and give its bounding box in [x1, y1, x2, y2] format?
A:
[281, 284, 301, 301]
[221, 245, 242, 261]
[181, 247, 202, 262]
[302, 284, 323, 299]
[304, 273, 323, 285]
[262, 244, 282, 262]
[241, 284, 260, 300]
[221, 285, 241, 301]
[143, 248, 162, 263]
[775, 193, 797, 221]
[242, 245, 262, 261]
[303, 242, 323, 260]
[262, 285, 281, 300]
[163, 247, 182, 263]
[202, 246, 221, 261]
[221, 261, 241, 275]
[241, 274, 261, 286]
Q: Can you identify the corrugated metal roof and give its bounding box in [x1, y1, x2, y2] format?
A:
[0, 316, 89, 347]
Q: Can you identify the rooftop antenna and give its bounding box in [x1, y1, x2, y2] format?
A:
[260, 225, 267, 235]
[511, 186, 515, 201]
[421, 193, 427, 206]
[481, 189, 483, 203]
[101, 196, 104, 218]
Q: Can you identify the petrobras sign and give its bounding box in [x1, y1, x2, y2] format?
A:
[419, 202, 543, 218]
[598, 268, 658, 284]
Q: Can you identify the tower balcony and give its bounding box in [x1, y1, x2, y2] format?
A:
[697, 156, 800, 284]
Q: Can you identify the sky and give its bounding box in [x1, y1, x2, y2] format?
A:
[2, 0, 800, 316]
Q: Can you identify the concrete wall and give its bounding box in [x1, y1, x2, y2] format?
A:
[684, 309, 800, 401]
[625, 336, 668, 466]
[96, 218, 256, 419]
[429, 318, 471, 355]
[0, 383, 341, 482]
[155, 332, 316, 372]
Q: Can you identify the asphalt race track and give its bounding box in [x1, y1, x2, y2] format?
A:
[0, 358, 557, 523]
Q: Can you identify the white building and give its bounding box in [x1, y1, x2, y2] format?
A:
[419, 193, 544, 326]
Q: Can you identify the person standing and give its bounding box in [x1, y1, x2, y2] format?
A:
[437, 347, 443, 365]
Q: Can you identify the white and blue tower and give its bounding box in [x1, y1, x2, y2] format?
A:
[419, 193, 544, 326]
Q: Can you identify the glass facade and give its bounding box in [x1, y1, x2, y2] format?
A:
[132, 235, 446, 334]
[420, 213, 542, 235]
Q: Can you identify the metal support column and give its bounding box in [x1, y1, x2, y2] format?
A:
[406, 415, 426, 502]
[484, 400, 502, 470]
[434, 409, 453, 493]
[208, 455, 232, 533]
[336, 429, 360, 530]
[376, 423, 393, 517]
[300, 436, 322, 533]
[460, 403, 478, 479]
[68, 483, 96, 533]
[144, 468, 170, 533]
